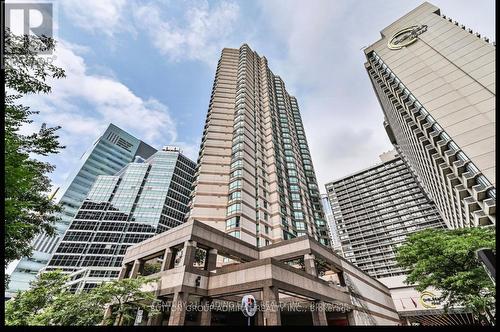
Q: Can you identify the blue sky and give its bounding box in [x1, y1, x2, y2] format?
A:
[16, 0, 495, 194]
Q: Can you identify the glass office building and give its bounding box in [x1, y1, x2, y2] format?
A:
[6, 123, 156, 296]
[45, 147, 196, 292]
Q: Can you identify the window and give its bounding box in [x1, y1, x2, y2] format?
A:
[228, 191, 241, 202]
[232, 143, 243, 154]
[231, 160, 243, 170]
[232, 151, 243, 159]
[294, 211, 304, 220]
[226, 216, 240, 229]
[227, 203, 241, 215]
[296, 222, 306, 230]
[228, 231, 240, 239]
[229, 180, 242, 190]
[230, 169, 242, 179]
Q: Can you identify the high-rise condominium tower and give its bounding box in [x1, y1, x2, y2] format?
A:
[364, 2, 495, 230]
[325, 150, 446, 279]
[7, 123, 156, 296]
[45, 147, 196, 292]
[187, 44, 330, 247]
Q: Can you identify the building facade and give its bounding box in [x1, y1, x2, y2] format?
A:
[116, 220, 400, 326]
[364, 2, 496, 230]
[321, 194, 342, 254]
[325, 150, 446, 279]
[7, 123, 156, 296]
[187, 44, 330, 247]
[44, 147, 195, 292]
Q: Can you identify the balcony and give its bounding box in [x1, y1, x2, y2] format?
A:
[482, 198, 496, 216]
[461, 171, 478, 189]
[472, 210, 492, 227]
[471, 184, 488, 201]
[452, 160, 467, 178]
[444, 148, 458, 165]
[436, 139, 450, 155]
[455, 185, 469, 200]
[463, 196, 480, 216]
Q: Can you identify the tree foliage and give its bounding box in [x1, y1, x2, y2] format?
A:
[395, 227, 496, 323]
[95, 276, 160, 325]
[5, 270, 69, 325]
[4, 28, 66, 270]
[5, 270, 159, 326]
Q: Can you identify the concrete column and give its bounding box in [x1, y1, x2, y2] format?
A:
[255, 309, 264, 326]
[337, 271, 346, 287]
[179, 240, 197, 268]
[168, 292, 189, 326]
[347, 310, 356, 326]
[262, 286, 281, 326]
[200, 297, 212, 326]
[146, 312, 163, 326]
[130, 260, 143, 278]
[311, 301, 328, 326]
[304, 253, 317, 276]
[161, 248, 175, 271]
[117, 265, 129, 280]
[205, 249, 218, 271]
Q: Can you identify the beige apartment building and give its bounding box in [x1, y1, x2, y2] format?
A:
[187, 44, 331, 247]
[364, 2, 495, 229]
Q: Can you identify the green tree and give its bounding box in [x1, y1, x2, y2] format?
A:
[5, 270, 159, 326]
[5, 270, 69, 325]
[4, 28, 66, 273]
[395, 227, 496, 324]
[94, 276, 160, 325]
[32, 286, 111, 326]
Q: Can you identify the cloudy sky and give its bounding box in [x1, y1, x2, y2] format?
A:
[14, 0, 495, 194]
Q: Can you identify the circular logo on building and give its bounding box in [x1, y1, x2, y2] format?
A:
[388, 25, 428, 50]
[241, 294, 257, 317]
[419, 290, 438, 309]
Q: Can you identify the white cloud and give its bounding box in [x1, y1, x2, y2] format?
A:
[254, 0, 495, 192]
[19, 40, 197, 189]
[27, 0, 495, 196]
[253, 0, 394, 192]
[60, 0, 128, 36]
[133, 0, 240, 64]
